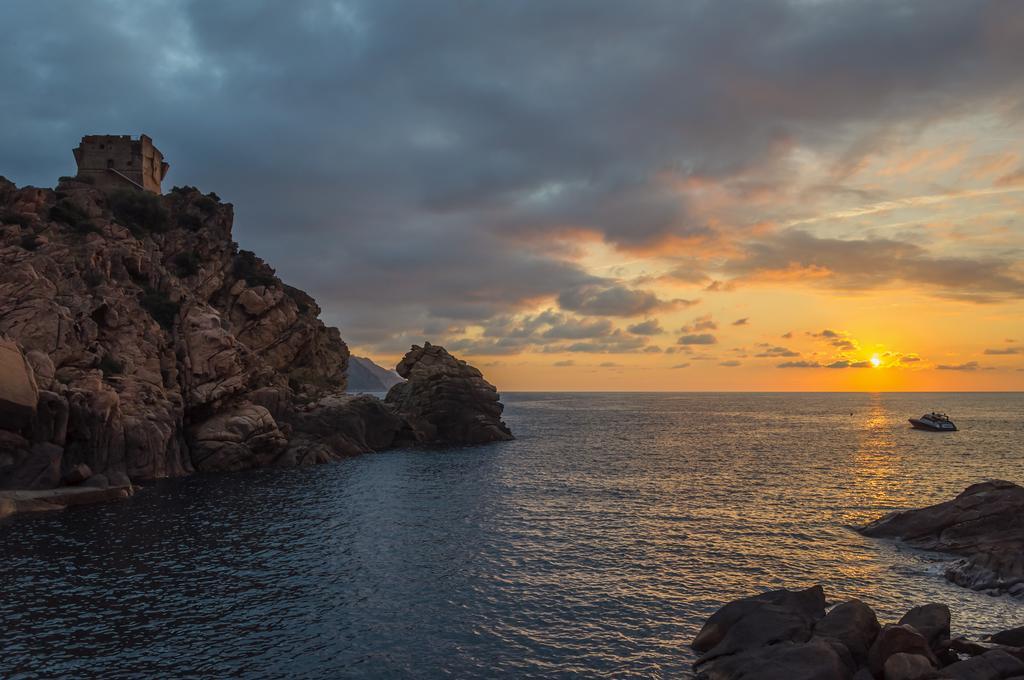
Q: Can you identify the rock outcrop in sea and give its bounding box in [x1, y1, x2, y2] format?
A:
[0, 174, 511, 517]
[385, 342, 513, 445]
[859, 480, 1024, 597]
[693, 585, 1024, 679]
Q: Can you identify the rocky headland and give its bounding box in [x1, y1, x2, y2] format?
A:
[0, 174, 511, 518]
[693, 585, 1024, 679]
[859, 480, 1024, 597]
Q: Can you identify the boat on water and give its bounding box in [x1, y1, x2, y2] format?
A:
[909, 412, 957, 431]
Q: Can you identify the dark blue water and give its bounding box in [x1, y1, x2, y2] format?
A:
[2, 393, 1023, 678]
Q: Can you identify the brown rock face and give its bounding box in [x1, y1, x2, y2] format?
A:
[0, 337, 39, 431]
[189, 404, 289, 472]
[860, 480, 1024, 596]
[284, 394, 408, 465]
[385, 342, 513, 445]
[0, 176, 349, 487]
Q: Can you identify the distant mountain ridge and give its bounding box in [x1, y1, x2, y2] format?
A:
[347, 356, 405, 393]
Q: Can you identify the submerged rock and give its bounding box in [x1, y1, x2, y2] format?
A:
[860, 480, 1024, 596]
[385, 342, 513, 445]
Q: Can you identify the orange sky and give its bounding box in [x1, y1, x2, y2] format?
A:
[362, 115, 1024, 391]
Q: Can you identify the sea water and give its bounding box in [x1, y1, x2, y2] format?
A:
[2, 392, 1023, 678]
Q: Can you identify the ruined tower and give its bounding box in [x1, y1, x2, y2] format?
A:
[72, 134, 169, 194]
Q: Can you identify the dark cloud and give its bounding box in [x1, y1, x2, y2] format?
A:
[984, 347, 1022, 355]
[680, 314, 717, 332]
[808, 329, 859, 351]
[671, 363, 691, 369]
[704, 281, 737, 293]
[937, 361, 980, 371]
[756, 346, 800, 358]
[558, 283, 693, 317]
[447, 310, 653, 355]
[827, 360, 871, 368]
[777, 360, 823, 368]
[678, 333, 717, 345]
[627, 319, 664, 335]
[542, 317, 615, 340]
[555, 331, 649, 354]
[732, 317, 749, 326]
[553, 360, 575, 367]
[777, 359, 869, 368]
[2, 0, 1023, 350]
[726, 230, 1024, 303]
[719, 360, 742, 367]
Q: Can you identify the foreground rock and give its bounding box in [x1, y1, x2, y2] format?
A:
[859, 480, 1024, 596]
[693, 585, 1024, 679]
[385, 342, 513, 445]
[0, 169, 511, 516]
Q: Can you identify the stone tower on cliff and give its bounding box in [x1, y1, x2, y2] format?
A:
[72, 134, 169, 194]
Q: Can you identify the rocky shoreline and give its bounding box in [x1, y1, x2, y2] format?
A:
[859, 480, 1024, 598]
[0, 174, 511, 520]
[692, 481, 1024, 678]
[693, 584, 1024, 679]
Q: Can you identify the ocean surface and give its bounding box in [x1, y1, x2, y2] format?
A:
[2, 392, 1023, 678]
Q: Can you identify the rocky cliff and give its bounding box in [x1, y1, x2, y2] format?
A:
[0, 175, 511, 503]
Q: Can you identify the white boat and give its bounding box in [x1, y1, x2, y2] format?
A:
[909, 412, 957, 432]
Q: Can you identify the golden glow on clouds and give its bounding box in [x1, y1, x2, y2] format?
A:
[363, 113, 1024, 391]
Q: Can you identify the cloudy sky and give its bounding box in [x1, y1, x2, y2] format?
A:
[3, 0, 1023, 390]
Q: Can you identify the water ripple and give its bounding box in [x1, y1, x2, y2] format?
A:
[1, 392, 1022, 678]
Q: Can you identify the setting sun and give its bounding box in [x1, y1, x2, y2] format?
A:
[870, 355, 882, 368]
